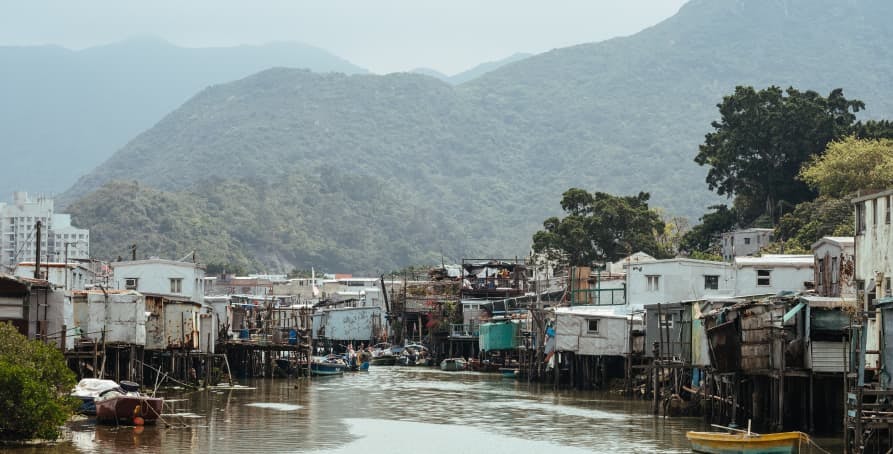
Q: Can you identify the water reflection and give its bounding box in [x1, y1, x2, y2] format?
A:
[4, 367, 805, 453]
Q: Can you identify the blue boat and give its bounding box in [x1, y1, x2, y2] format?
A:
[499, 367, 519, 379]
[310, 357, 348, 376]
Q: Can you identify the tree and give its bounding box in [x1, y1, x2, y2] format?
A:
[800, 136, 893, 197]
[770, 196, 854, 253]
[0, 322, 77, 441]
[532, 188, 667, 266]
[679, 204, 738, 255]
[694, 86, 864, 223]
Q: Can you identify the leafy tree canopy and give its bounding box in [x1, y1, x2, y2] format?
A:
[532, 188, 669, 266]
[0, 322, 77, 441]
[679, 204, 738, 255]
[770, 196, 854, 253]
[800, 136, 893, 197]
[695, 86, 863, 223]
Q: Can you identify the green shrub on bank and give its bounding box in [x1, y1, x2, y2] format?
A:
[0, 322, 77, 441]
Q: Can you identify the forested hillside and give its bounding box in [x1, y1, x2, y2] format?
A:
[0, 37, 366, 197]
[66, 0, 893, 273]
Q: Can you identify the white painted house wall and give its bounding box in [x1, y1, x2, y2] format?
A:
[72, 291, 146, 346]
[734, 255, 814, 296]
[554, 306, 631, 356]
[312, 306, 383, 342]
[626, 259, 735, 311]
[721, 228, 774, 261]
[112, 259, 205, 304]
[14, 262, 94, 291]
[854, 190, 893, 300]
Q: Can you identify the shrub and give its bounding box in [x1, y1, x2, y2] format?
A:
[0, 322, 77, 441]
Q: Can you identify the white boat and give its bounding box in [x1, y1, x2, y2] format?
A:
[440, 358, 468, 371]
[71, 378, 122, 415]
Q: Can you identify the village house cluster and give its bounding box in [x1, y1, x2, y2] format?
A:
[2, 190, 893, 447]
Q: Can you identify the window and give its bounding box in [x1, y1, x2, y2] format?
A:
[857, 202, 866, 234]
[646, 275, 660, 291]
[704, 275, 719, 290]
[587, 318, 600, 334]
[816, 258, 824, 287]
[757, 269, 771, 286]
[125, 278, 138, 290]
[884, 195, 893, 224]
[830, 257, 838, 285]
[887, 277, 892, 297]
[873, 199, 879, 225]
[170, 278, 182, 293]
[744, 237, 751, 245]
[660, 313, 674, 329]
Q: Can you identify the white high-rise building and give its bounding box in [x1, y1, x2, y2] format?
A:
[0, 192, 90, 271]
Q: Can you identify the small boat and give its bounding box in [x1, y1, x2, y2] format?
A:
[310, 356, 349, 376]
[94, 381, 163, 425]
[370, 343, 399, 366]
[71, 378, 122, 415]
[440, 357, 468, 371]
[686, 426, 804, 453]
[370, 354, 396, 366]
[498, 367, 519, 378]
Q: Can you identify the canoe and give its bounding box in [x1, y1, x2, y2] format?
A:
[686, 430, 803, 453]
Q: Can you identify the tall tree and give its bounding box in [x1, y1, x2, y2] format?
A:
[800, 136, 893, 197]
[679, 204, 738, 255]
[532, 188, 668, 266]
[694, 86, 863, 223]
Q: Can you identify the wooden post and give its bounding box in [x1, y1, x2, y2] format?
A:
[652, 341, 660, 414]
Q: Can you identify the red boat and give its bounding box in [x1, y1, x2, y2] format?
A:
[94, 381, 163, 425]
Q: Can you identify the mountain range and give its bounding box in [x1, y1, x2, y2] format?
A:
[411, 53, 533, 85]
[63, 0, 893, 273]
[0, 37, 366, 197]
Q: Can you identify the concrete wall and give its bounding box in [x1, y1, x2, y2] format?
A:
[27, 287, 71, 349]
[145, 297, 204, 351]
[112, 260, 205, 304]
[72, 291, 146, 347]
[734, 262, 813, 296]
[312, 306, 383, 342]
[812, 239, 856, 298]
[555, 307, 630, 356]
[721, 229, 773, 261]
[854, 191, 893, 299]
[627, 259, 734, 311]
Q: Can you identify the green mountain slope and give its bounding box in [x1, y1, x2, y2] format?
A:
[66, 0, 893, 273]
[0, 37, 366, 197]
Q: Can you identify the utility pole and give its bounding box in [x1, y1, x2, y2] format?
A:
[130, 244, 137, 261]
[33, 221, 42, 279]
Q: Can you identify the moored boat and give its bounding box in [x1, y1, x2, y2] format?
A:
[310, 356, 348, 376]
[94, 381, 163, 425]
[440, 357, 468, 371]
[686, 429, 803, 453]
[498, 367, 519, 378]
[71, 378, 121, 415]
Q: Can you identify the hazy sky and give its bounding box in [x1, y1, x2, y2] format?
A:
[2, 0, 689, 74]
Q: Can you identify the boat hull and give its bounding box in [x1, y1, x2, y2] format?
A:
[499, 367, 519, 378]
[440, 358, 467, 371]
[310, 362, 346, 376]
[686, 431, 802, 454]
[371, 356, 396, 366]
[95, 395, 163, 425]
